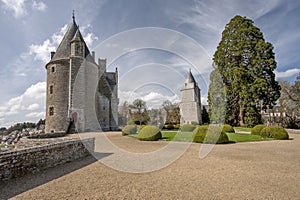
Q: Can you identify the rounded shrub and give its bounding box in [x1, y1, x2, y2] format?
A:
[193, 125, 230, 144]
[165, 124, 174, 130]
[138, 126, 162, 141]
[137, 125, 146, 133]
[192, 125, 208, 143]
[174, 124, 180, 130]
[222, 124, 235, 133]
[260, 126, 289, 140]
[122, 125, 137, 136]
[180, 124, 196, 132]
[251, 124, 266, 135]
[127, 120, 136, 125]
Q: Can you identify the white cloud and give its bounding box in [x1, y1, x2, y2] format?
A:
[27, 103, 39, 110]
[1, 0, 48, 18]
[119, 90, 179, 109]
[32, 0, 47, 11]
[29, 25, 67, 63]
[29, 24, 98, 63]
[275, 68, 300, 78]
[23, 82, 46, 99]
[81, 24, 99, 47]
[26, 111, 44, 118]
[1, 0, 27, 18]
[0, 82, 46, 127]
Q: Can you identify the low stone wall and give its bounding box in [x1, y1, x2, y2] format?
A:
[286, 129, 300, 134]
[0, 138, 94, 181]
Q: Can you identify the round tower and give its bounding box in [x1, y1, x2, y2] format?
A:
[45, 16, 79, 134]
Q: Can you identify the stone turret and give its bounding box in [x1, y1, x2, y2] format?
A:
[45, 13, 119, 134]
[180, 69, 202, 125]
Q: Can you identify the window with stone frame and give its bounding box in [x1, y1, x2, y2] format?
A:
[49, 85, 54, 94]
[49, 106, 54, 116]
[51, 65, 56, 73]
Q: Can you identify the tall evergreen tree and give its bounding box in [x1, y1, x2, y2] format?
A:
[209, 15, 280, 127]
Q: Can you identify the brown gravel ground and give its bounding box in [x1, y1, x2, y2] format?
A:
[1, 132, 299, 200]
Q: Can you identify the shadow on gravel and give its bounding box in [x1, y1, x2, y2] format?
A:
[0, 153, 111, 199]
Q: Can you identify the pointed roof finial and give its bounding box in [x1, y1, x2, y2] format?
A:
[72, 10, 75, 21]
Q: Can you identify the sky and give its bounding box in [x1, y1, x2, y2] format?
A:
[0, 0, 299, 127]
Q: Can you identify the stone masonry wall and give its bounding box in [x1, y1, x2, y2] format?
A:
[0, 138, 94, 181]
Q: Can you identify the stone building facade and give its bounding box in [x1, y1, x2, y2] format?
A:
[45, 15, 118, 133]
[180, 70, 202, 125]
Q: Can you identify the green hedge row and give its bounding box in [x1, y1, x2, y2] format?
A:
[193, 125, 230, 144]
[251, 125, 289, 140]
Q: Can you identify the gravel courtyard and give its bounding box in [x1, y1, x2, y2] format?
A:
[1, 132, 299, 199]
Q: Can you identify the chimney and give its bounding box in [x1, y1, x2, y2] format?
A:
[92, 51, 95, 61]
[50, 52, 55, 59]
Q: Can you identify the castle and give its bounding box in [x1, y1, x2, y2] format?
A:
[180, 70, 202, 125]
[45, 15, 118, 133]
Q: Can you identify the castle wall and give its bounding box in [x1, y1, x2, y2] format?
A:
[96, 93, 110, 131]
[45, 60, 70, 133]
[84, 61, 101, 131]
[0, 138, 94, 181]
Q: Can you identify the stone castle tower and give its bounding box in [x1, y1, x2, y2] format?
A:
[180, 70, 202, 125]
[45, 14, 118, 134]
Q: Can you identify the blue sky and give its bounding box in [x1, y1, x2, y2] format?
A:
[0, 0, 299, 127]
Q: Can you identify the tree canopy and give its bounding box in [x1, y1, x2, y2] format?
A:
[161, 100, 180, 124]
[128, 99, 150, 125]
[209, 15, 280, 127]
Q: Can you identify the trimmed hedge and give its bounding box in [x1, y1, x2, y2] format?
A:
[222, 124, 235, 133]
[174, 124, 180, 129]
[180, 124, 196, 132]
[165, 124, 174, 130]
[260, 126, 289, 140]
[122, 125, 137, 136]
[137, 125, 146, 133]
[193, 125, 230, 144]
[138, 126, 162, 141]
[127, 120, 136, 125]
[251, 124, 266, 135]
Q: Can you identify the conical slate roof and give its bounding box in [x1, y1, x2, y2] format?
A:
[185, 69, 196, 83]
[51, 15, 91, 61]
[52, 17, 78, 60]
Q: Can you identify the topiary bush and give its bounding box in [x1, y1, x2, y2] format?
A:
[193, 125, 230, 144]
[138, 126, 162, 141]
[191, 121, 199, 126]
[192, 125, 208, 143]
[251, 124, 266, 135]
[180, 124, 196, 132]
[137, 125, 146, 133]
[122, 125, 137, 136]
[127, 120, 136, 125]
[174, 124, 180, 130]
[222, 124, 235, 133]
[260, 126, 289, 140]
[165, 124, 174, 130]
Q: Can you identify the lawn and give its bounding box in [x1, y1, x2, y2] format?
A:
[233, 127, 252, 132]
[128, 131, 272, 143]
[162, 131, 193, 142]
[226, 132, 271, 142]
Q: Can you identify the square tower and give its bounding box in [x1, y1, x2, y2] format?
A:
[180, 70, 202, 125]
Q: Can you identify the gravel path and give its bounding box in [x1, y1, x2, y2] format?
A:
[1, 132, 299, 199]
